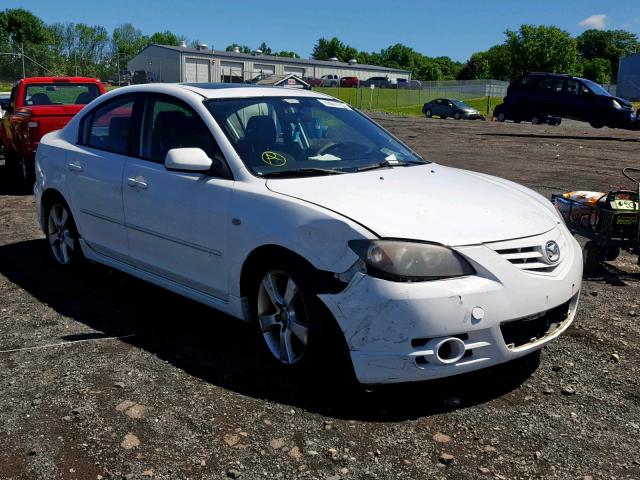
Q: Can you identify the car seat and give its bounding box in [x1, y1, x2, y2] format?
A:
[75, 91, 96, 104]
[30, 93, 52, 105]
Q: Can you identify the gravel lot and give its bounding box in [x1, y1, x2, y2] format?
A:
[1, 115, 639, 480]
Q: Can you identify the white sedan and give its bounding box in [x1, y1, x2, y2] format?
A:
[34, 83, 582, 384]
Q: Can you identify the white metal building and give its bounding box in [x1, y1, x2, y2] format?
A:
[618, 53, 640, 100]
[127, 44, 411, 84]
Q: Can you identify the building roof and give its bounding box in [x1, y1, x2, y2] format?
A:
[141, 44, 411, 74]
[255, 74, 310, 88]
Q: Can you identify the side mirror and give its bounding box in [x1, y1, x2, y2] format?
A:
[165, 148, 213, 172]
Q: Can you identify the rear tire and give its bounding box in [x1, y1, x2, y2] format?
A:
[45, 200, 84, 269]
[583, 241, 602, 276]
[589, 121, 604, 129]
[496, 112, 506, 122]
[603, 246, 620, 262]
[425, 109, 432, 118]
[531, 116, 541, 125]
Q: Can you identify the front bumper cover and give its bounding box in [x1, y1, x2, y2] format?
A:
[319, 226, 583, 384]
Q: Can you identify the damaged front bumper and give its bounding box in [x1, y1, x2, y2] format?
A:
[319, 227, 583, 384]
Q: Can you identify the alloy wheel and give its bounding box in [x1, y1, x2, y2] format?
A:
[257, 270, 309, 365]
[47, 204, 75, 265]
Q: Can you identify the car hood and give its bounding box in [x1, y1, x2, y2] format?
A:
[266, 164, 559, 246]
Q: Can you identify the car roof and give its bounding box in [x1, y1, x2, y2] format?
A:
[112, 82, 335, 100]
[18, 76, 102, 84]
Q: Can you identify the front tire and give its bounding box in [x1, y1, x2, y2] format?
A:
[251, 257, 348, 377]
[45, 201, 83, 268]
[454, 111, 462, 120]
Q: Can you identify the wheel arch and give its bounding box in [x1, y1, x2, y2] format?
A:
[239, 244, 344, 304]
[39, 188, 71, 230]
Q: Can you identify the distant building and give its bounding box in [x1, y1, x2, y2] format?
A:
[255, 73, 310, 89]
[618, 53, 640, 100]
[127, 44, 411, 84]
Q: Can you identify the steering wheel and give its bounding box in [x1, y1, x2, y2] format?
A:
[316, 141, 370, 157]
[316, 142, 339, 156]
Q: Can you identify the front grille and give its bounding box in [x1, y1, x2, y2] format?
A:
[500, 300, 571, 349]
[488, 228, 568, 273]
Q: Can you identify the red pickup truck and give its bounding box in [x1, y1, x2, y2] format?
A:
[1, 77, 106, 184]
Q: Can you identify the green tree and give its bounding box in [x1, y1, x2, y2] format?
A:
[150, 30, 184, 46]
[274, 51, 299, 58]
[505, 25, 579, 77]
[113, 23, 148, 61]
[580, 57, 612, 84]
[257, 42, 272, 55]
[0, 8, 48, 44]
[312, 37, 357, 61]
[457, 52, 491, 80]
[576, 29, 639, 81]
[225, 43, 251, 53]
[484, 44, 511, 80]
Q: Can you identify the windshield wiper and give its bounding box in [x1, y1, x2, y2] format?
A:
[261, 168, 345, 178]
[354, 159, 426, 172]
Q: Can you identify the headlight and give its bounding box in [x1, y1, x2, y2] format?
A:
[348, 240, 475, 282]
[612, 99, 622, 110]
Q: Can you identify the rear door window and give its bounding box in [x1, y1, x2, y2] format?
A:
[539, 77, 564, 93]
[85, 97, 135, 155]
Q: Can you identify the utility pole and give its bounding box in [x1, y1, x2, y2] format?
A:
[116, 50, 120, 85]
[21, 42, 26, 78]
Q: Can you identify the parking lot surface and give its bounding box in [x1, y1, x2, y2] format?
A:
[1, 115, 639, 480]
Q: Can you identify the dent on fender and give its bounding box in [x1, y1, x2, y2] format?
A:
[295, 218, 362, 272]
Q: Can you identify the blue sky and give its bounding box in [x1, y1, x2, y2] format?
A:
[8, 0, 640, 61]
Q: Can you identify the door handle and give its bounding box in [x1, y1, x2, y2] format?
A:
[67, 162, 83, 173]
[127, 177, 148, 189]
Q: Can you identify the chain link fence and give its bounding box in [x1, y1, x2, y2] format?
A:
[313, 79, 509, 116]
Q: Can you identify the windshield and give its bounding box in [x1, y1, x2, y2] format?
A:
[451, 99, 471, 108]
[581, 79, 610, 96]
[206, 96, 426, 177]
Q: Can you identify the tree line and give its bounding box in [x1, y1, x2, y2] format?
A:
[311, 26, 638, 84]
[0, 8, 299, 82]
[1, 7, 638, 85]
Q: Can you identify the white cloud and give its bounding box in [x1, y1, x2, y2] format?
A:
[579, 14, 608, 30]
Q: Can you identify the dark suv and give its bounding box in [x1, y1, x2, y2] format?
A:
[361, 77, 392, 88]
[497, 72, 636, 129]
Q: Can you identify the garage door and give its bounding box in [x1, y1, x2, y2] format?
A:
[184, 58, 210, 82]
[254, 63, 275, 76]
[284, 66, 305, 77]
[221, 61, 244, 83]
